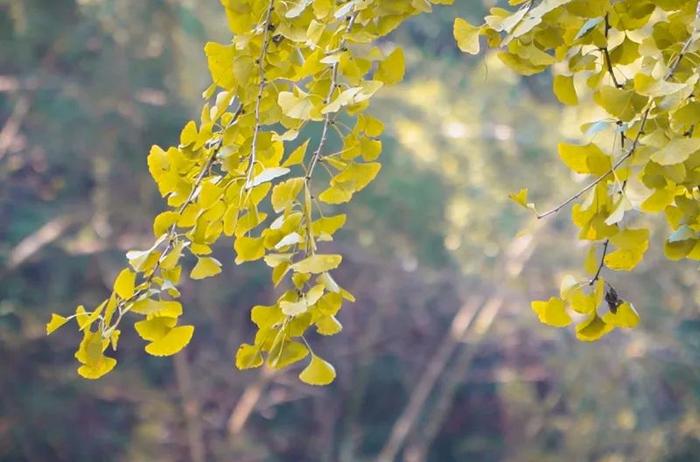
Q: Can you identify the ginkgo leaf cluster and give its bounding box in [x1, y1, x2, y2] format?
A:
[47, 0, 455, 384]
[457, 0, 700, 341]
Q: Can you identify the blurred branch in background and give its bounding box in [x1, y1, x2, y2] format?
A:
[2, 213, 82, 277]
[173, 353, 205, 462]
[0, 94, 29, 160]
[379, 228, 537, 462]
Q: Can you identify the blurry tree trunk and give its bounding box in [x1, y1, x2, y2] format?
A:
[378, 231, 538, 462]
[227, 366, 275, 436]
[376, 296, 483, 462]
[403, 298, 503, 462]
[174, 353, 206, 462]
[0, 213, 82, 279]
[339, 274, 397, 462]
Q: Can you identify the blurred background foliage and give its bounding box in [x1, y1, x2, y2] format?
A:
[1, 1, 700, 461]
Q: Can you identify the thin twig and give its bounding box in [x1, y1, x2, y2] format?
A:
[245, 0, 276, 188]
[589, 239, 609, 285]
[602, 15, 622, 89]
[305, 13, 357, 181]
[537, 15, 699, 220]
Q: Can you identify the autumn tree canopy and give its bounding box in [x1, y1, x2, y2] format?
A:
[47, 0, 700, 384]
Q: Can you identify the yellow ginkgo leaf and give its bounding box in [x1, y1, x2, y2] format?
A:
[268, 340, 309, 369]
[584, 246, 599, 275]
[235, 343, 263, 370]
[282, 139, 310, 167]
[604, 228, 649, 271]
[508, 188, 535, 211]
[563, 285, 597, 315]
[640, 186, 676, 213]
[299, 354, 336, 386]
[110, 329, 121, 351]
[251, 304, 284, 329]
[650, 138, 700, 166]
[454, 18, 480, 54]
[46, 313, 69, 335]
[153, 210, 179, 237]
[134, 316, 178, 342]
[180, 120, 198, 147]
[190, 256, 222, 280]
[316, 292, 343, 316]
[316, 315, 343, 336]
[246, 167, 290, 189]
[375, 48, 405, 85]
[558, 143, 611, 175]
[78, 356, 117, 380]
[280, 299, 308, 316]
[78, 303, 105, 332]
[575, 314, 614, 342]
[278, 91, 318, 120]
[291, 254, 342, 274]
[114, 268, 136, 300]
[234, 236, 265, 264]
[318, 184, 353, 204]
[311, 214, 346, 239]
[553, 74, 578, 105]
[333, 162, 381, 192]
[531, 297, 572, 327]
[602, 302, 640, 328]
[75, 305, 91, 330]
[271, 178, 305, 212]
[594, 86, 647, 122]
[144, 325, 195, 356]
